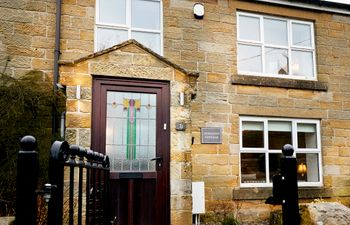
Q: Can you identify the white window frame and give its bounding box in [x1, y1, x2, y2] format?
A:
[239, 116, 323, 188]
[95, 0, 163, 55]
[237, 11, 317, 81]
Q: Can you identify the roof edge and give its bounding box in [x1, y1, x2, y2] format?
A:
[243, 0, 350, 15]
[59, 39, 199, 78]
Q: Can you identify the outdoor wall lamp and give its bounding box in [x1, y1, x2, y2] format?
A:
[179, 92, 185, 106]
[193, 3, 204, 19]
[76, 85, 81, 99]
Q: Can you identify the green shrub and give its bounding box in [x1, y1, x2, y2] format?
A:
[0, 71, 65, 216]
[222, 213, 240, 225]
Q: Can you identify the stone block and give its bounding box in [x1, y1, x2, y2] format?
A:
[209, 165, 231, 176]
[65, 128, 77, 144]
[62, 4, 87, 16]
[0, 7, 33, 23]
[26, 1, 47, 12]
[192, 144, 217, 154]
[7, 46, 45, 58]
[67, 99, 78, 112]
[171, 195, 192, 211]
[212, 187, 233, 200]
[171, 210, 192, 225]
[194, 154, 228, 165]
[192, 164, 209, 176]
[181, 50, 205, 62]
[132, 54, 166, 67]
[60, 73, 92, 86]
[203, 175, 237, 188]
[204, 103, 231, 113]
[236, 85, 260, 95]
[307, 202, 350, 225]
[207, 72, 228, 83]
[199, 41, 233, 54]
[32, 58, 54, 70]
[324, 165, 340, 175]
[79, 100, 91, 113]
[171, 179, 191, 195]
[78, 128, 91, 147]
[66, 112, 91, 128]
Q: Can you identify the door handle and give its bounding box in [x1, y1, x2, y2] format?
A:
[150, 157, 163, 170]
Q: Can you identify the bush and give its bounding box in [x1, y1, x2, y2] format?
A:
[0, 71, 65, 216]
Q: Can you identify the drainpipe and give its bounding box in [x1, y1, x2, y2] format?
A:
[52, 0, 62, 137]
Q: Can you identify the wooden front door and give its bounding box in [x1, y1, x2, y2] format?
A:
[92, 77, 170, 225]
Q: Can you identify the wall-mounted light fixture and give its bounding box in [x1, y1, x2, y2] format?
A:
[76, 85, 81, 99]
[179, 92, 185, 106]
[193, 3, 204, 19]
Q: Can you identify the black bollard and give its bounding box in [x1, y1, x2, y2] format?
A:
[281, 144, 300, 225]
[266, 144, 300, 225]
[16, 135, 38, 225]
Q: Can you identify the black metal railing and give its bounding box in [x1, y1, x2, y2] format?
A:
[15, 135, 111, 225]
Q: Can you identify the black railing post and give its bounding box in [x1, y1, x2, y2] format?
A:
[48, 140, 69, 225]
[280, 144, 300, 225]
[86, 149, 93, 225]
[16, 135, 38, 225]
[68, 145, 78, 225]
[77, 146, 86, 225]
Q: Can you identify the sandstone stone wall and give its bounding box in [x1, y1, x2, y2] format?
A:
[0, 0, 94, 79]
[163, 0, 350, 223]
[2, 0, 350, 224]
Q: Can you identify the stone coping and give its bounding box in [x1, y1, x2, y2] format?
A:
[233, 187, 333, 200]
[232, 75, 328, 91]
[59, 39, 199, 78]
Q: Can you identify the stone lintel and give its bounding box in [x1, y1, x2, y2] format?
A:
[232, 75, 328, 91]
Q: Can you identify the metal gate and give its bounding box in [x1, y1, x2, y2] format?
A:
[16, 135, 112, 225]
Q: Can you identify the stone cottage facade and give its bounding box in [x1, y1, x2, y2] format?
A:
[1, 0, 350, 224]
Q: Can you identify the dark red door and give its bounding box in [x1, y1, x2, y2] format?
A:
[91, 77, 170, 225]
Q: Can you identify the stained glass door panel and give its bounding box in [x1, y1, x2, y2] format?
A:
[106, 91, 156, 172]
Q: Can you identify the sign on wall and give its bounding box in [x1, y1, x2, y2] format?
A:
[201, 127, 222, 144]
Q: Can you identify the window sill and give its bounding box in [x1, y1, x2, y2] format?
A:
[232, 75, 328, 91]
[233, 187, 333, 200]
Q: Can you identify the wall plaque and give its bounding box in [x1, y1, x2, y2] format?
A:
[176, 122, 186, 131]
[201, 127, 222, 144]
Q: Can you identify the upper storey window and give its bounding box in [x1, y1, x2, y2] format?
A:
[95, 0, 162, 55]
[237, 12, 316, 80]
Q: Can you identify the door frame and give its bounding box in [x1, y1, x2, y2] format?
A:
[91, 76, 170, 225]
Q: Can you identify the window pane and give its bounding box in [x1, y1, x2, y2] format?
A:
[238, 44, 262, 73]
[292, 23, 312, 47]
[242, 121, 264, 148]
[106, 91, 157, 172]
[132, 0, 160, 30]
[268, 121, 292, 150]
[298, 123, 317, 148]
[241, 153, 266, 183]
[131, 31, 161, 54]
[99, 0, 126, 24]
[269, 153, 282, 183]
[296, 153, 320, 182]
[265, 48, 289, 75]
[291, 50, 314, 77]
[238, 15, 260, 41]
[264, 18, 287, 46]
[96, 27, 128, 51]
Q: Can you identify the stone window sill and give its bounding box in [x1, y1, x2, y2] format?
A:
[232, 75, 328, 91]
[233, 187, 333, 200]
